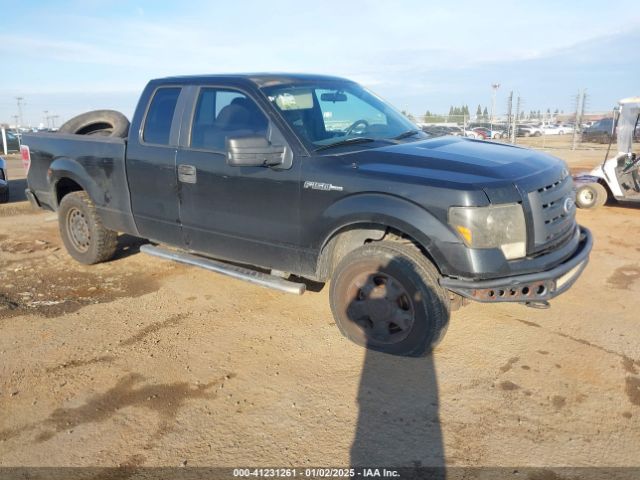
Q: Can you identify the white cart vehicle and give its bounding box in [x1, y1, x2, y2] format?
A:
[574, 97, 640, 209]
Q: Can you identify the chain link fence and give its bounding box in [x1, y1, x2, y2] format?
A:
[407, 111, 638, 152]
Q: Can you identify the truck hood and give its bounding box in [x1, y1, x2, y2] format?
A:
[343, 136, 565, 194]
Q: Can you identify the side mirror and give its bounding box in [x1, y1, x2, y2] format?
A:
[226, 135, 285, 167]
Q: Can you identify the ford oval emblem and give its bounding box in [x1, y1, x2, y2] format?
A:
[563, 196, 575, 213]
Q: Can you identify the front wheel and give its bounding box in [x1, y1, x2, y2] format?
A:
[329, 241, 450, 356]
[575, 183, 607, 209]
[58, 191, 118, 264]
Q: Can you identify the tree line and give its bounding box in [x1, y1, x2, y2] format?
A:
[421, 105, 566, 122]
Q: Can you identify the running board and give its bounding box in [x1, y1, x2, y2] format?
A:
[140, 244, 306, 295]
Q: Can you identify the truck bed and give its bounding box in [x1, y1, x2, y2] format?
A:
[24, 132, 137, 235]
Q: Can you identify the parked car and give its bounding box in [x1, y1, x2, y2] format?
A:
[471, 127, 505, 139]
[581, 118, 615, 143]
[541, 125, 570, 135]
[23, 73, 592, 356]
[478, 126, 506, 139]
[0, 156, 8, 203]
[471, 127, 490, 139]
[420, 125, 463, 137]
[516, 125, 543, 137]
[464, 129, 482, 139]
[1, 129, 21, 152]
[421, 125, 450, 137]
[446, 126, 464, 136]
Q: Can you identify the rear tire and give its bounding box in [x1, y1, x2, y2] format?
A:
[58, 191, 118, 264]
[58, 110, 130, 138]
[329, 241, 450, 357]
[575, 183, 607, 209]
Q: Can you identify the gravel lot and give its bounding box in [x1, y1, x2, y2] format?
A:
[1, 141, 639, 471]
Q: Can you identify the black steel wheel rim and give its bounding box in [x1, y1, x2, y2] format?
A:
[67, 207, 91, 252]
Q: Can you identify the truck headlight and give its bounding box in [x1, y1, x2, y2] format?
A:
[448, 203, 527, 260]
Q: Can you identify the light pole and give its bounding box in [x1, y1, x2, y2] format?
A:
[15, 97, 24, 128]
[490, 83, 500, 132]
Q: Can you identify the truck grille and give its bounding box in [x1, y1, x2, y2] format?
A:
[527, 172, 576, 253]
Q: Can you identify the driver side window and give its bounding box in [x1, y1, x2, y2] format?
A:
[190, 88, 268, 151]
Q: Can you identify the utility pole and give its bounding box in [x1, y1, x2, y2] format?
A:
[43, 110, 49, 129]
[12, 115, 19, 128]
[490, 83, 500, 132]
[15, 97, 24, 128]
[512, 95, 521, 145]
[506, 91, 513, 142]
[49, 115, 60, 129]
[571, 90, 587, 151]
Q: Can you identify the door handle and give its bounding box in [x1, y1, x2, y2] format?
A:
[178, 164, 197, 184]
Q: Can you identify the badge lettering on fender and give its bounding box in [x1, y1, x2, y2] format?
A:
[303, 181, 344, 192]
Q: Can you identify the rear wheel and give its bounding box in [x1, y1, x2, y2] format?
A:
[576, 183, 607, 209]
[58, 191, 118, 264]
[329, 241, 449, 356]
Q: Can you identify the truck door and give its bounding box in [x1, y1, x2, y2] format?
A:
[175, 86, 302, 272]
[126, 86, 186, 245]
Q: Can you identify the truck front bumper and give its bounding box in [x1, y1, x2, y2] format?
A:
[439, 226, 592, 303]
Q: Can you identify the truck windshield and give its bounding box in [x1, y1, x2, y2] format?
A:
[262, 82, 425, 150]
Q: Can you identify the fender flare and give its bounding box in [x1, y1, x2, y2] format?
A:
[48, 157, 100, 209]
[315, 193, 461, 278]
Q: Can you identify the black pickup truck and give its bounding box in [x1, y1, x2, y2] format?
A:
[23, 74, 592, 356]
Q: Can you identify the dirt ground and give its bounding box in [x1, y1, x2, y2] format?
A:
[1, 141, 639, 471]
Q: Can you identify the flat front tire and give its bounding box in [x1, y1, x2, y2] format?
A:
[58, 191, 117, 264]
[329, 241, 450, 356]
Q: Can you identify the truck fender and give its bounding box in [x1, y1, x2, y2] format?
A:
[315, 193, 461, 279]
[48, 157, 100, 209]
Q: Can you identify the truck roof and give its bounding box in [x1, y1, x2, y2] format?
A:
[154, 73, 354, 88]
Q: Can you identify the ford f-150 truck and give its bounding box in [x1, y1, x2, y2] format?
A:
[22, 74, 592, 356]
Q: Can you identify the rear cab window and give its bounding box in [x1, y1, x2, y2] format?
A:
[143, 87, 181, 145]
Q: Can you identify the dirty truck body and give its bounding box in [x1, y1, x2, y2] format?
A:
[23, 74, 592, 356]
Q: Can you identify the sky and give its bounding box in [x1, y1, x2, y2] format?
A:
[1, 0, 639, 127]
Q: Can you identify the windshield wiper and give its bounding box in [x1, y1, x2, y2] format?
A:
[393, 129, 421, 140]
[314, 137, 378, 152]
